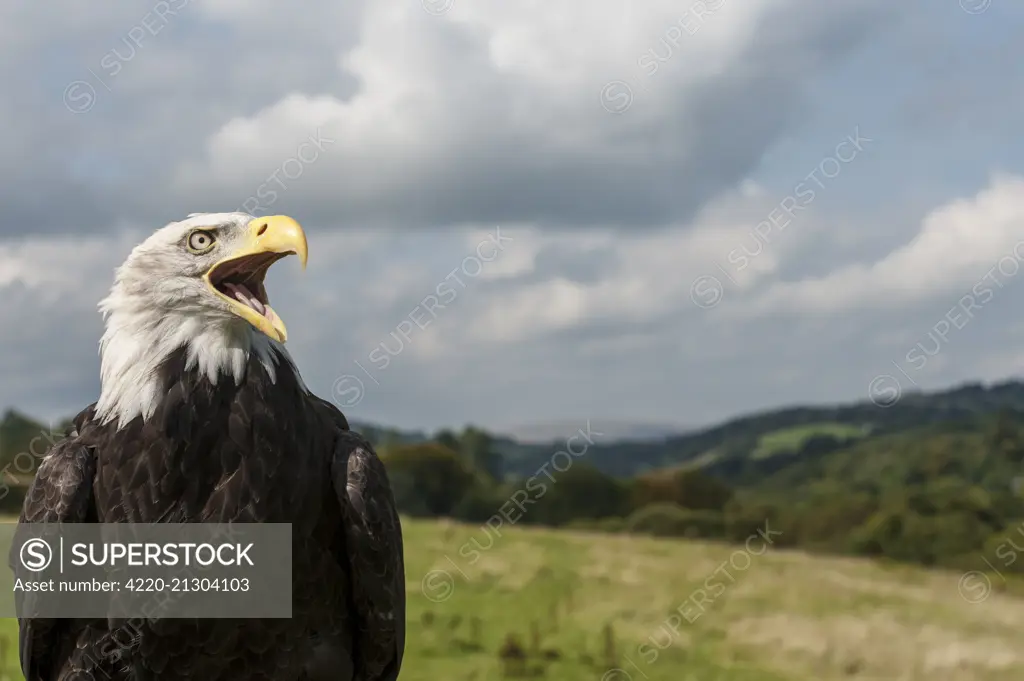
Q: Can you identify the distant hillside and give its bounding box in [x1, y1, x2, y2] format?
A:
[350, 378, 1024, 501]
[496, 379, 1024, 481]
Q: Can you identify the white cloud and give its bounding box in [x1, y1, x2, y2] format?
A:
[736, 174, 1024, 316]
[456, 183, 825, 344]
[0, 232, 137, 296]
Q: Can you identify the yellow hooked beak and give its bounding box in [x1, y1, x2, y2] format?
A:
[203, 215, 308, 343]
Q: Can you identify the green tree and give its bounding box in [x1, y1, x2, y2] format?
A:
[531, 464, 629, 525]
[626, 503, 725, 539]
[0, 409, 57, 474]
[434, 429, 461, 452]
[459, 426, 503, 481]
[630, 468, 733, 513]
[381, 443, 479, 516]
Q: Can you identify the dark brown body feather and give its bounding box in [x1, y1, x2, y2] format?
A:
[12, 348, 405, 681]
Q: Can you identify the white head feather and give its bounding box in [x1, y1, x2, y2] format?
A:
[95, 212, 304, 429]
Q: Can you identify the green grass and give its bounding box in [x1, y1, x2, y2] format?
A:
[0, 619, 19, 680]
[751, 423, 869, 460]
[3, 518, 1023, 680]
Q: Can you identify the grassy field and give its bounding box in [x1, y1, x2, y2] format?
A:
[404, 518, 1024, 681]
[1, 518, 1021, 680]
[751, 423, 869, 459]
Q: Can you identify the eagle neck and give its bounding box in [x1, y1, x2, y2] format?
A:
[95, 308, 301, 430]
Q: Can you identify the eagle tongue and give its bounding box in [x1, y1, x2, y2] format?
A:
[224, 282, 266, 316]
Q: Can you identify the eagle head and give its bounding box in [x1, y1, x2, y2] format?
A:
[95, 212, 308, 428]
[104, 212, 307, 342]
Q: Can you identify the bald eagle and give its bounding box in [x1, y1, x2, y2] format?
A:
[14, 213, 405, 681]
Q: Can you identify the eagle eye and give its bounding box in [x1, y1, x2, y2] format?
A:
[186, 230, 217, 254]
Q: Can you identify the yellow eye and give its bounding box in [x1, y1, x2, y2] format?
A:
[187, 230, 216, 253]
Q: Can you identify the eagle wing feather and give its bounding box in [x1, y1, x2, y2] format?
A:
[331, 430, 405, 681]
[12, 426, 98, 681]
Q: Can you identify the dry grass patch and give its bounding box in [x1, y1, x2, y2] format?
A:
[728, 612, 1024, 681]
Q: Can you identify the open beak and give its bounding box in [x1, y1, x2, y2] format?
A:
[203, 215, 308, 343]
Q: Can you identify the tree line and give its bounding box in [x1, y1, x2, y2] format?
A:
[377, 415, 1024, 575]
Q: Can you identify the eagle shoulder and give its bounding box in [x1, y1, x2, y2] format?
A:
[18, 437, 96, 524]
[307, 393, 351, 432]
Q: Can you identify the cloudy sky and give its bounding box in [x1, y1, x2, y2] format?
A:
[3, 0, 1024, 435]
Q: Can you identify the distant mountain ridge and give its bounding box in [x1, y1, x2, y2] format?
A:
[495, 420, 686, 445]
[491, 378, 1024, 481]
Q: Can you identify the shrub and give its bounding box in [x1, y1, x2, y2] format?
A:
[625, 503, 724, 539]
